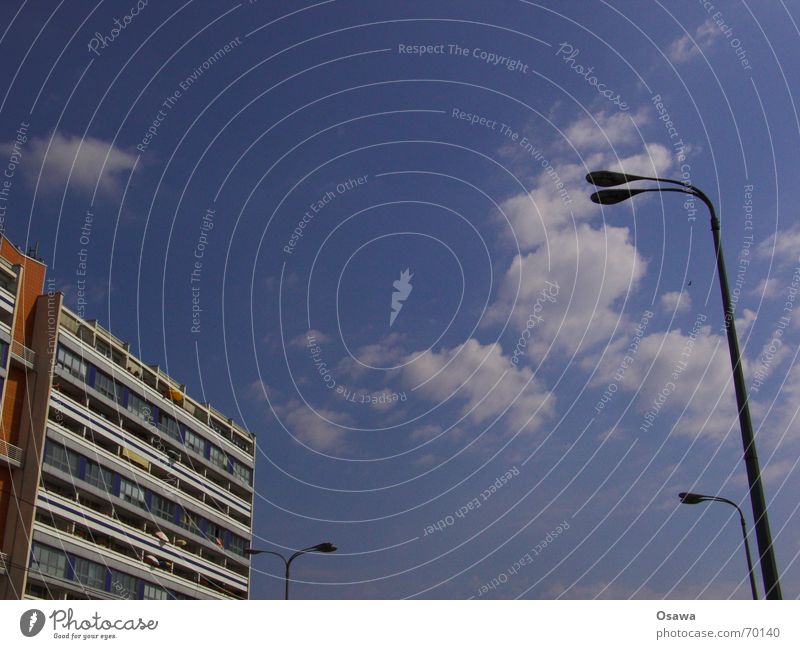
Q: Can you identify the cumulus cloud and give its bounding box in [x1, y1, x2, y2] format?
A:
[336, 332, 410, 378]
[497, 142, 671, 251]
[496, 159, 596, 250]
[272, 399, 353, 452]
[485, 223, 645, 356]
[751, 278, 781, 299]
[26, 132, 137, 196]
[660, 290, 691, 314]
[399, 338, 555, 435]
[289, 329, 331, 348]
[756, 224, 800, 269]
[607, 142, 672, 179]
[749, 342, 795, 423]
[596, 320, 739, 438]
[564, 109, 649, 150]
[667, 19, 721, 64]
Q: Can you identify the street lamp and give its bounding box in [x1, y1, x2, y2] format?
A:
[679, 491, 758, 599]
[245, 542, 336, 600]
[586, 170, 782, 599]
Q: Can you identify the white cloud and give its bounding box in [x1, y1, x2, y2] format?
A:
[272, 399, 353, 452]
[408, 423, 442, 442]
[399, 338, 555, 434]
[751, 278, 781, 299]
[602, 322, 739, 437]
[336, 332, 409, 378]
[660, 290, 691, 314]
[667, 19, 721, 64]
[752, 356, 800, 444]
[564, 109, 648, 150]
[485, 223, 646, 356]
[290, 329, 331, 348]
[497, 142, 671, 252]
[414, 453, 439, 468]
[496, 159, 597, 250]
[408, 423, 466, 444]
[26, 132, 137, 195]
[756, 224, 800, 269]
[608, 142, 672, 179]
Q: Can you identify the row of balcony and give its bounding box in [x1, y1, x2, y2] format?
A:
[58, 320, 254, 456]
[50, 385, 252, 522]
[35, 488, 248, 597]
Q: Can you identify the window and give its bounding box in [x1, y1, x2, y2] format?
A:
[157, 412, 180, 441]
[110, 571, 138, 599]
[231, 434, 251, 454]
[178, 508, 202, 535]
[56, 346, 87, 380]
[143, 582, 169, 600]
[127, 392, 153, 424]
[232, 461, 252, 484]
[184, 428, 205, 456]
[72, 556, 106, 590]
[84, 461, 114, 492]
[209, 445, 227, 470]
[0, 338, 9, 365]
[149, 493, 174, 522]
[33, 544, 67, 579]
[209, 419, 228, 437]
[119, 478, 145, 508]
[0, 271, 15, 293]
[94, 371, 123, 404]
[228, 534, 247, 557]
[208, 523, 225, 548]
[95, 338, 112, 358]
[44, 441, 79, 474]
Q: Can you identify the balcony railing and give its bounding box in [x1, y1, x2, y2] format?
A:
[0, 438, 23, 467]
[0, 550, 8, 575]
[10, 340, 36, 367]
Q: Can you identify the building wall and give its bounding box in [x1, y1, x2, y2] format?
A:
[0, 237, 46, 597]
[0, 236, 46, 345]
[1, 291, 57, 598]
[0, 236, 255, 600]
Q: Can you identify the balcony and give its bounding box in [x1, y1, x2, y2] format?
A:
[10, 340, 36, 368]
[0, 438, 23, 468]
[0, 550, 8, 575]
[35, 490, 249, 595]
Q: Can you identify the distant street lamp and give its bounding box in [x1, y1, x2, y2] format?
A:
[246, 542, 336, 600]
[679, 492, 758, 599]
[586, 170, 781, 599]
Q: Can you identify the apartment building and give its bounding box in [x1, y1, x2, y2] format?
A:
[0, 235, 256, 600]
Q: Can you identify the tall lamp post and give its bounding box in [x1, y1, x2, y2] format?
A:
[246, 542, 337, 600]
[678, 491, 758, 599]
[586, 171, 782, 599]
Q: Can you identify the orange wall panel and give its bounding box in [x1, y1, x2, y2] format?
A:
[0, 236, 47, 345]
[0, 368, 25, 446]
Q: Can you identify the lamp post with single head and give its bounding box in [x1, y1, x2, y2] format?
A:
[245, 542, 337, 599]
[679, 491, 758, 599]
[585, 170, 781, 599]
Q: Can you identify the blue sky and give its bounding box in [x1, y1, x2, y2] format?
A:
[2, 0, 800, 599]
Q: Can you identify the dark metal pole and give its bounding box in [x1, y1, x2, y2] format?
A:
[285, 550, 306, 600]
[690, 495, 759, 600]
[589, 175, 783, 598]
[248, 544, 334, 600]
[735, 504, 760, 600]
[692, 188, 782, 599]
